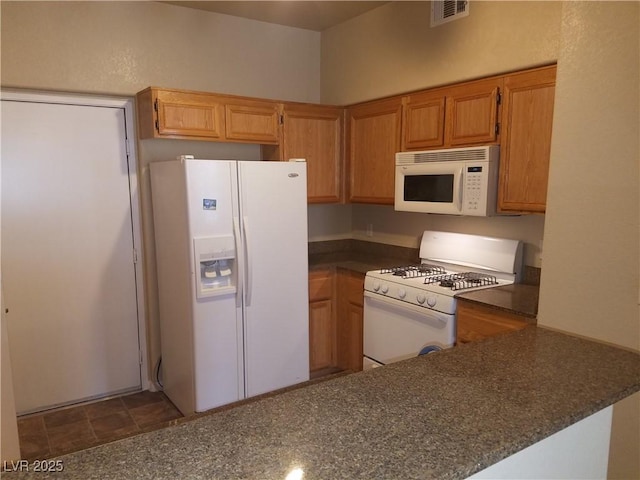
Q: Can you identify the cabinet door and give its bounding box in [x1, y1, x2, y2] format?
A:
[456, 300, 529, 345]
[309, 300, 335, 371]
[225, 100, 280, 144]
[445, 78, 502, 146]
[282, 104, 343, 203]
[308, 270, 336, 373]
[347, 97, 402, 204]
[403, 90, 446, 150]
[336, 270, 364, 372]
[149, 89, 225, 140]
[498, 66, 556, 213]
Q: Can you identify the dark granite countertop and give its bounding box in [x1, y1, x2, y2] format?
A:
[8, 327, 639, 480]
[308, 239, 419, 275]
[455, 284, 540, 319]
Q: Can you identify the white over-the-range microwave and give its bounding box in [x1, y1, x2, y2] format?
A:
[394, 145, 500, 216]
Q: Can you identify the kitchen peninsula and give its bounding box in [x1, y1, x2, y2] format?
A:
[5, 328, 639, 480]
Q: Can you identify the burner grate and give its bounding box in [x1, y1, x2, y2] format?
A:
[424, 272, 498, 291]
[380, 264, 446, 279]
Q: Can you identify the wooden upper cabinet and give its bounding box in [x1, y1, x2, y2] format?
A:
[347, 97, 402, 204]
[402, 90, 446, 150]
[281, 104, 343, 203]
[224, 99, 280, 144]
[445, 77, 502, 146]
[498, 65, 556, 213]
[137, 88, 225, 140]
[136, 87, 280, 143]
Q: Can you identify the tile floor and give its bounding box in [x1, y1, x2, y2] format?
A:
[17, 391, 182, 460]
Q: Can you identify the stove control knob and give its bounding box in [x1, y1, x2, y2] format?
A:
[381, 284, 389, 294]
[427, 296, 437, 308]
[398, 288, 407, 299]
[416, 293, 426, 304]
[373, 281, 381, 292]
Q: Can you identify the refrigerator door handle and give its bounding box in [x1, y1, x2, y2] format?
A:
[233, 217, 243, 307]
[243, 215, 253, 306]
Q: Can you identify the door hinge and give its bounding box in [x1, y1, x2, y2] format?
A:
[496, 89, 502, 105]
[133, 248, 139, 264]
[139, 350, 144, 366]
[155, 119, 159, 132]
[279, 114, 284, 125]
[125, 138, 131, 156]
[495, 123, 500, 135]
[153, 99, 158, 112]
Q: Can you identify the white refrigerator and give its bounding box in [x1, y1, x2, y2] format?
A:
[150, 156, 309, 415]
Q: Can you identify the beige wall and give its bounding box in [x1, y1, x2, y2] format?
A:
[321, 1, 561, 105]
[537, 2, 639, 477]
[1, 1, 321, 101]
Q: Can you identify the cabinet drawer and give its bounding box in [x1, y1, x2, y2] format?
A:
[309, 270, 333, 302]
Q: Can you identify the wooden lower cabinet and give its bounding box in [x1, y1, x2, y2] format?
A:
[308, 269, 336, 373]
[456, 299, 530, 345]
[336, 269, 365, 372]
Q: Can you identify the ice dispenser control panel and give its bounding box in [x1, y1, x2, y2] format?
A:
[194, 236, 236, 299]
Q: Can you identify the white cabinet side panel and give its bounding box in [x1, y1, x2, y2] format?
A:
[150, 161, 195, 415]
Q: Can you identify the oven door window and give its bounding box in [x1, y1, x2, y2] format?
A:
[404, 174, 454, 202]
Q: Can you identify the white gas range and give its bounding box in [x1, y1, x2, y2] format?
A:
[363, 231, 523, 369]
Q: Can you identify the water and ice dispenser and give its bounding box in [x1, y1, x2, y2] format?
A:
[193, 235, 236, 299]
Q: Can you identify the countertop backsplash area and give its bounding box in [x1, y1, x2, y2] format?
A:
[308, 239, 418, 262]
[522, 265, 542, 286]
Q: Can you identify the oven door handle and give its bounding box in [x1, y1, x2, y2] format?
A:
[364, 291, 449, 325]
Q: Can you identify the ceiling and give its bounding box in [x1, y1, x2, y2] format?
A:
[162, 1, 390, 31]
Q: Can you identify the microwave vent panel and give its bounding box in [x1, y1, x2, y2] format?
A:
[396, 146, 497, 165]
[431, 0, 469, 27]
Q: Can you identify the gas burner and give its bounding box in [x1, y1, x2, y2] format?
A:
[424, 272, 498, 291]
[380, 264, 446, 279]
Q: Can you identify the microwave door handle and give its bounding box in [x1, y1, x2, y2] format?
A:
[456, 167, 464, 211]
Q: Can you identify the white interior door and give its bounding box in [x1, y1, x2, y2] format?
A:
[1, 94, 144, 414]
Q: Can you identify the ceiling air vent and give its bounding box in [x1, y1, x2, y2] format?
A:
[431, 0, 469, 27]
